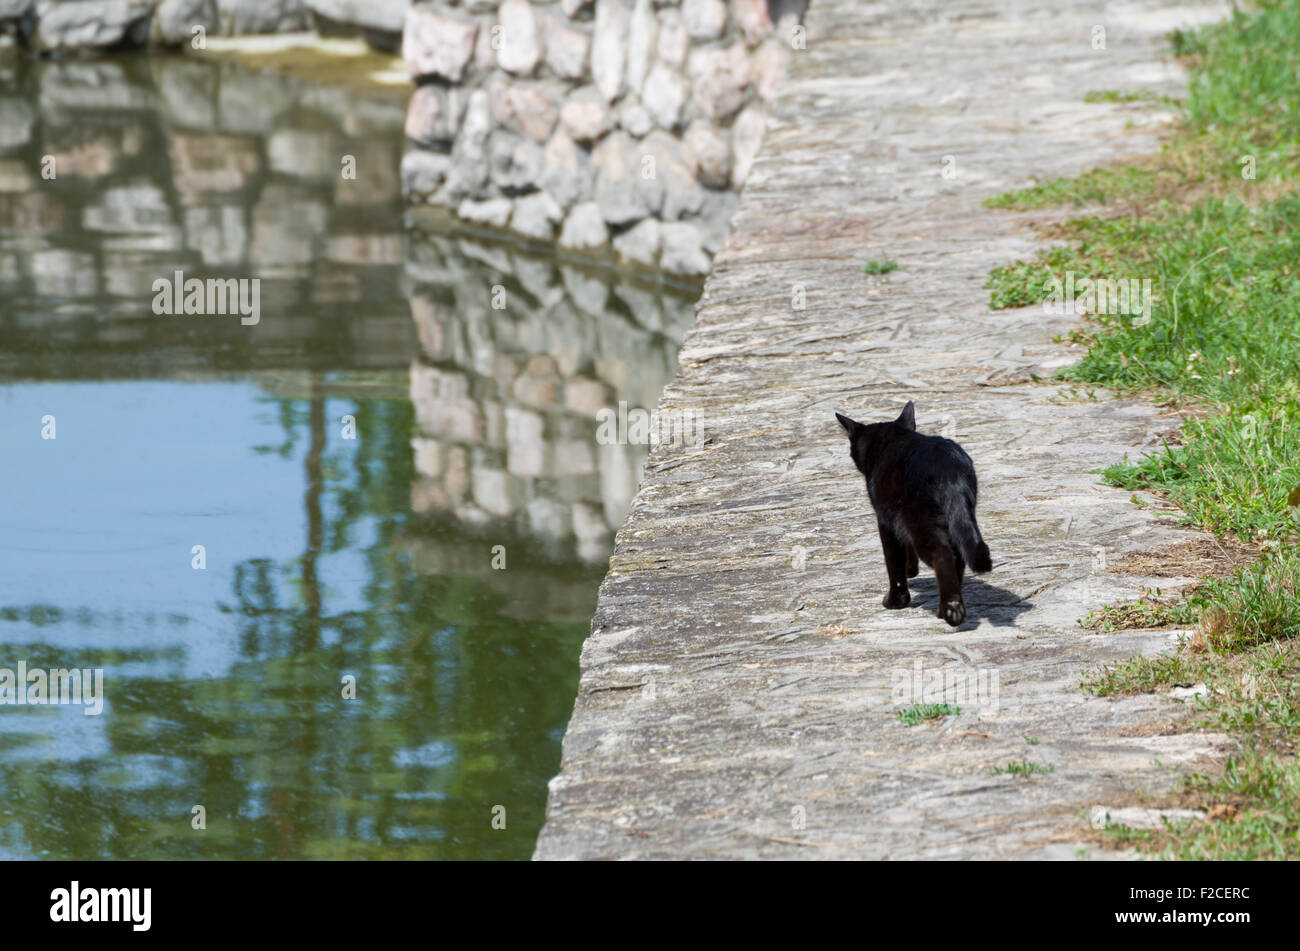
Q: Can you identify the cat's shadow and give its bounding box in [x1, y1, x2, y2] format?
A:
[902, 576, 1033, 629]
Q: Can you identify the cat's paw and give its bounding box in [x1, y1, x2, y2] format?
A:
[882, 588, 911, 609]
[938, 599, 966, 627]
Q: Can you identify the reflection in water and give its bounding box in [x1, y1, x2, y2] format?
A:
[0, 53, 694, 858]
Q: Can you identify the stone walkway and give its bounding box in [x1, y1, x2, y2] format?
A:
[534, 0, 1231, 860]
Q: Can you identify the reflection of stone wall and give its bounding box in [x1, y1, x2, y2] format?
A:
[399, 530, 605, 621]
[0, 56, 410, 366]
[405, 232, 695, 562]
[0, 49, 695, 567]
[400, 0, 806, 276]
[0, 0, 408, 52]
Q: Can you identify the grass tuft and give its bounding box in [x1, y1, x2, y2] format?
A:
[896, 702, 960, 726]
[987, 760, 1056, 777]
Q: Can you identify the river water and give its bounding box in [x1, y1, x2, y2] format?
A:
[0, 51, 694, 859]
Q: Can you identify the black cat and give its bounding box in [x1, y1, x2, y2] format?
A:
[837, 402, 992, 627]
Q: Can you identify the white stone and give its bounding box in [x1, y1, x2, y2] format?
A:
[656, 8, 689, 69]
[625, 0, 657, 96]
[439, 90, 493, 202]
[405, 84, 442, 146]
[560, 87, 611, 143]
[685, 121, 730, 187]
[497, 0, 542, 76]
[612, 217, 661, 266]
[458, 197, 515, 228]
[511, 191, 565, 239]
[490, 135, 545, 192]
[541, 128, 591, 210]
[32, 0, 156, 51]
[730, 0, 773, 46]
[642, 63, 688, 130]
[151, 0, 215, 45]
[730, 101, 766, 186]
[1088, 806, 1206, 831]
[640, 130, 702, 219]
[558, 201, 611, 250]
[544, 13, 590, 80]
[509, 85, 559, 141]
[591, 0, 629, 102]
[401, 150, 452, 198]
[305, 0, 409, 34]
[751, 37, 789, 103]
[620, 101, 653, 137]
[594, 131, 659, 225]
[689, 42, 751, 121]
[404, 8, 478, 82]
[682, 0, 725, 40]
[660, 221, 710, 275]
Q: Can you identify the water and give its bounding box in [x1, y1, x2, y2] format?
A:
[0, 52, 695, 859]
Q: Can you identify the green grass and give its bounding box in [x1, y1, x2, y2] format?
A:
[983, 163, 1168, 210]
[1079, 587, 1198, 632]
[896, 702, 960, 726]
[1099, 822, 1161, 847]
[986, 2, 1300, 545]
[1198, 549, 1300, 651]
[1083, 89, 1180, 106]
[1167, 753, 1300, 859]
[987, 759, 1055, 777]
[1082, 651, 1200, 697]
[862, 257, 899, 275]
[983, 0, 1300, 858]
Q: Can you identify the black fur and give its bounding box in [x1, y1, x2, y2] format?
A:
[837, 402, 992, 627]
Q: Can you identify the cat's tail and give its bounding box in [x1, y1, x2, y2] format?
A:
[946, 493, 993, 573]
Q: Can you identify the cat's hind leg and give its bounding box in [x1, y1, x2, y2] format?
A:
[877, 521, 911, 609]
[932, 544, 967, 627]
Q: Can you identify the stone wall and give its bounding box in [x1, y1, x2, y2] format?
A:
[399, 0, 806, 276]
[0, 0, 410, 52]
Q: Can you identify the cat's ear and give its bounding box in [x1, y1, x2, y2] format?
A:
[897, 401, 916, 431]
[835, 412, 859, 437]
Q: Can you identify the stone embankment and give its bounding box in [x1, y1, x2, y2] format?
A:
[534, 0, 1234, 860]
